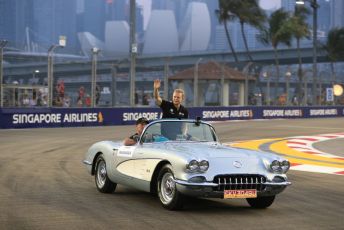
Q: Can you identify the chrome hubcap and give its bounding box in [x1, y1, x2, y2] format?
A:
[96, 160, 106, 188]
[160, 172, 175, 204]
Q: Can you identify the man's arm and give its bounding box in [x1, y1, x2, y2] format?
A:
[123, 137, 136, 146]
[153, 79, 162, 106]
[123, 134, 139, 146]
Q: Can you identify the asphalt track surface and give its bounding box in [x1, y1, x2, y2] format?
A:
[0, 118, 343, 230]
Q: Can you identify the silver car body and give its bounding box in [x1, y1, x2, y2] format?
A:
[83, 119, 290, 198]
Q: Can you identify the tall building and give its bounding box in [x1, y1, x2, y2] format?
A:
[33, 0, 77, 52]
[80, 0, 107, 41]
[79, 0, 142, 54]
[136, 5, 145, 46]
[331, 0, 344, 27]
[142, 10, 179, 54]
[0, 0, 340, 56]
[151, 0, 193, 31]
[318, 0, 331, 36]
[205, 0, 219, 50]
[0, 0, 77, 52]
[0, 0, 34, 49]
[281, 0, 295, 11]
[214, 24, 229, 51]
[101, 0, 130, 22]
[179, 2, 211, 52]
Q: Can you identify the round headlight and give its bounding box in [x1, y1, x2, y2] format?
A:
[270, 160, 281, 172]
[187, 160, 199, 172]
[280, 160, 290, 173]
[199, 160, 209, 172]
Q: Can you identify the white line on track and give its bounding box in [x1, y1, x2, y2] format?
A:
[276, 125, 344, 130]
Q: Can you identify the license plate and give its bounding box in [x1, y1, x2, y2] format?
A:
[224, 189, 257, 199]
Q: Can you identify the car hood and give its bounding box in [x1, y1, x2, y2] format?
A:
[146, 142, 286, 180]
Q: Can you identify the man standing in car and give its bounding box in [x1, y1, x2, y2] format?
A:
[153, 79, 189, 119]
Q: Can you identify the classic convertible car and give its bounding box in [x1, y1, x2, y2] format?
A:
[83, 119, 291, 210]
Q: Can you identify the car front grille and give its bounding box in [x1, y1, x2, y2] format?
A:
[213, 174, 267, 192]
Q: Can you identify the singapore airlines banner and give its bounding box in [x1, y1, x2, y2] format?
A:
[0, 106, 344, 129]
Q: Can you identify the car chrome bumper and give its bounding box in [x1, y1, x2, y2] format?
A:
[175, 179, 291, 187]
[83, 160, 92, 165]
[83, 160, 93, 174]
[174, 179, 291, 198]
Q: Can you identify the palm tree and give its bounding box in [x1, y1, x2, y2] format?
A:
[216, 0, 238, 62]
[217, 0, 266, 95]
[322, 27, 344, 85]
[321, 27, 344, 105]
[257, 9, 293, 104]
[230, 0, 266, 62]
[290, 5, 311, 105]
[229, 0, 266, 95]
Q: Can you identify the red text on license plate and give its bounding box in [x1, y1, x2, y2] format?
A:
[224, 189, 257, 199]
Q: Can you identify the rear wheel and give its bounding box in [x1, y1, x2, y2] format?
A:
[157, 164, 183, 210]
[246, 196, 275, 209]
[95, 155, 116, 193]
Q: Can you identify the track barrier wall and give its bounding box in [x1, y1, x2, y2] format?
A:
[1, 106, 344, 129]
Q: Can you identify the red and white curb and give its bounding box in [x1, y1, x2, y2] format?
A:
[286, 133, 344, 160]
[286, 133, 344, 175]
[289, 163, 344, 175]
[225, 133, 344, 176]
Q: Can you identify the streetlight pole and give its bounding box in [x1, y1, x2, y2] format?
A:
[296, 0, 318, 105]
[129, 0, 137, 106]
[47, 36, 66, 107]
[91, 47, 100, 107]
[311, 0, 318, 105]
[245, 73, 249, 106]
[111, 63, 118, 107]
[303, 70, 308, 106]
[194, 58, 202, 107]
[285, 67, 292, 106]
[32, 70, 40, 85]
[263, 69, 271, 106]
[220, 62, 225, 106]
[0, 40, 8, 107]
[111, 59, 128, 107]
[47, 45, 59, 107]
[242, 62, 253, 106]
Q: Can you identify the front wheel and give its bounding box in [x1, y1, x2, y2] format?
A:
[95, 155, 116, 193]
[246, 195, 275, 209]
[157, 164, 183, 210]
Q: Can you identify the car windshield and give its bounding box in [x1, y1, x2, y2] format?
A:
[141, 120, 217, 143]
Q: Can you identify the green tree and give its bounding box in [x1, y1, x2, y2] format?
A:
[322, 27, 344, 85]
[230, 0, 266, 62]
[217, 0, 266, 95]
[257, 9, 293, 104]
[229, 0, 266, 95]
[216, 0, 238, 62]
[290, 5, 311, 105]
[321, 27, 344, 105]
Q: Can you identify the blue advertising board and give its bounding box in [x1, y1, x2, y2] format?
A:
[1, 106, 344, 129]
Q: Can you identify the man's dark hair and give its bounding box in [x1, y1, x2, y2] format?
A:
[136, 117, 149, 125]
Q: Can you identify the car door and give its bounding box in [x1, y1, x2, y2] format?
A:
[114, 144, 160, 189]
